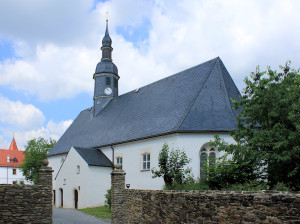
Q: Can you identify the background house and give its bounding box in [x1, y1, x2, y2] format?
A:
[0, 138, 31, 185]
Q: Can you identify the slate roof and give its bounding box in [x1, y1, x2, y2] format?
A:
[48, 57, 241, 157]
[74, 147, 113, 167]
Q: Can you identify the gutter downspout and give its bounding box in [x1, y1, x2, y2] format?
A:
[111, 146, 115, 169]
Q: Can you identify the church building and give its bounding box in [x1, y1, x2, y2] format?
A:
[48, 20, 241, 209]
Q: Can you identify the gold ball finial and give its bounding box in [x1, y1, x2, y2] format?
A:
[106, 11, 109, 22]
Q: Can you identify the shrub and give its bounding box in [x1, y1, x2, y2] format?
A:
[105, 189, 111, 209]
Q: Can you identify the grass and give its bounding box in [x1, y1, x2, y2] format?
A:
[79, 206, 111, 219]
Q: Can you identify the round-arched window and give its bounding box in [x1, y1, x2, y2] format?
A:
[199, 145, 218, 178]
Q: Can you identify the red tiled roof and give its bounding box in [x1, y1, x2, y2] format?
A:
[0, 138, 24, 168]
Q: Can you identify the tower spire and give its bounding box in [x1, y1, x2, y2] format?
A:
[93, 19, 119, 116]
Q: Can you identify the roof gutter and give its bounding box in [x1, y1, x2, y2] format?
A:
[111, 145, 115, 170]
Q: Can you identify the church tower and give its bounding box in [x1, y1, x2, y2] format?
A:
[93, 20, 119, 116]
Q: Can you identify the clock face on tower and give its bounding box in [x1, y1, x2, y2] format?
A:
[104, 87, 112, 95]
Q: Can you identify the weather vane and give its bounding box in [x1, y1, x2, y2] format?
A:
[106, 11, 109, 22]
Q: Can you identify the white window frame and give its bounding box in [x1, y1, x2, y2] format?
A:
[142, 153, 151, 171]
[116, 157, 123, 170]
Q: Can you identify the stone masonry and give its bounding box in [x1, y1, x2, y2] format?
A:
[111, 168, 126, 224]
[111, 169, 300, 224]
[0, 163, 53, 224]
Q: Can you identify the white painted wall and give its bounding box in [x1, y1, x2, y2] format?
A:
[0, 167, 31, 184]
[87, 166, 112, 207]
[55, 147, 89, 209]
[54, 147, 112, 209]
[101, 132, 235, 190]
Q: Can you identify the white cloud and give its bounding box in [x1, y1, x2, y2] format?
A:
[0, 95, 45, 130]
[1, 0, 299, 101]
[0, 95, 72, 150]
[12, 120, 72, 150]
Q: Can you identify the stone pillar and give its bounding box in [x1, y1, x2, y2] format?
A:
[38, 159, 53, 224]
[111, 165, 126, 224]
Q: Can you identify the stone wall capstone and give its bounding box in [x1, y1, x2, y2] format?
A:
[111, 169, 300, 224]
[0, 164, 53, 224]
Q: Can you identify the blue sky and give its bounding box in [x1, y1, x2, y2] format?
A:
[0, 0, 300, 150]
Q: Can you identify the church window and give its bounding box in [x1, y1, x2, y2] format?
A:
[200, 146, 218, 178]
[116, 157, 123, 170]
[142, 153, 150, 171]
[13, 169, 17, 175]
[106, 77, 111, 86]
[77, 166, 80, 174]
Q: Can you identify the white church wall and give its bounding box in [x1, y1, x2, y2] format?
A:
[48, 153, 67, 182]
[55, 147, 89, 209]
[101, 132, 235, 190]
[87, 166, 112, 207]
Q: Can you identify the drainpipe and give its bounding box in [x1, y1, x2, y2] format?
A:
[111, 146, 115, 169]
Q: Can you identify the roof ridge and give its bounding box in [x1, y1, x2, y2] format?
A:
[175, 58, 219, 130]
[219, 59, 241, 118]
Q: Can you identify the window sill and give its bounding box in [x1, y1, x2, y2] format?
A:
[140, 169, 150, 172]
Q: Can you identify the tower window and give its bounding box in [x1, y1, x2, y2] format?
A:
[106, 77, 111, 86]
[114, 78, 118, 88]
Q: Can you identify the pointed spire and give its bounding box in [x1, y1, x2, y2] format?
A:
[9, 137, 19, 151]
[102, 19, 112, 47]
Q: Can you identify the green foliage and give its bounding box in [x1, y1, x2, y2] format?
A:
[212, 61, 300, 190]
[152, 143, 192, 187]
[79, 206, 111, 218]
[163, 179, 210, 191]
[273, 182, 291, 191]
[226, 181, 269, 191]
[201, 149, 258, 190]
[105, 189, 111, 209]
[20, 137, 56, 184]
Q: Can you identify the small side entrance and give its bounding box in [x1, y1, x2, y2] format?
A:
[53, 190, 56, 205]
[74, 189, 78, 209]
[59, 188, 63, 207]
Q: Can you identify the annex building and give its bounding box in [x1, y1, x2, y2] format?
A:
[48, 21, 241, 209]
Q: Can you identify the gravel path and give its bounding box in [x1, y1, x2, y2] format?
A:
[53, 206, 111, 224]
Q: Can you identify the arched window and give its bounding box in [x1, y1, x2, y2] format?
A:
[200, 151, 207, 177]
[209, 148, 216, 166]
[199, 145, 218, 178]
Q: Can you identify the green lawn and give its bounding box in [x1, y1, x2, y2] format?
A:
[79, 206, 111, 218]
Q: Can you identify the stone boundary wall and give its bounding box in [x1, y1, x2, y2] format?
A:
[111, 169, 300, 224]
[124, 189, 300, 224]
[0, 165, 53, 224]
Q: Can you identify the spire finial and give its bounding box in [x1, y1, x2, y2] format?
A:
[106, 11, 109, 22]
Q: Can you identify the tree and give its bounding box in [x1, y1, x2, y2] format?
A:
[152, 143, 192, 187]
[212, 62, 300, 190]
[20, 137, 56, 184]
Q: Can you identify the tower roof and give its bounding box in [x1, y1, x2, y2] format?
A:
[9, 138, 19, 151]
[48, 57, 242, 157]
